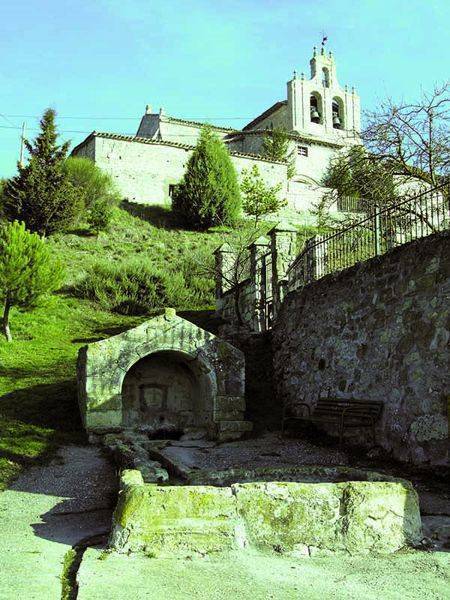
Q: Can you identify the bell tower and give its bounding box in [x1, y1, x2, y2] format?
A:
[286, 46, 360, 142]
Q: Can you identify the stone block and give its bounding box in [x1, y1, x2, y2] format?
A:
[110, 478, 238, 556]
[233, 482, 342, 552]
[218, 420, 253, 433]
[215, 396, 246, 412]
[343, 481, 422, 553]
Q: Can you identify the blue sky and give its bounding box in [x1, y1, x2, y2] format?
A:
[1, 0, 449, 177]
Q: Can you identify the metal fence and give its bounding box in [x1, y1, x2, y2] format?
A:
[287, 184, 449, 292]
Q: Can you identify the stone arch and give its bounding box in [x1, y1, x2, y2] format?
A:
[121, 348, 216, 436]
[310, 92, 323, 124]
[322, 67, 330, 87]
[332, 96, 345, 129]
[77, 312, 249, 440]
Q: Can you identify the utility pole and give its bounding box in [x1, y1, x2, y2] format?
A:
[19, 121, 26, 166]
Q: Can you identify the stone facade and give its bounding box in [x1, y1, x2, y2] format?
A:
[272, 232, 450, 466]
[71, 47, 359, 221]
[73, 132, 287, 206]
[77, 309, 251, 441]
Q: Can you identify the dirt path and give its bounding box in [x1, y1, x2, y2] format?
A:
[0, 445, 117, 600]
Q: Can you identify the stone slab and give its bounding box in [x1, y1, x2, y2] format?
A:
[77, 548, 450, 600]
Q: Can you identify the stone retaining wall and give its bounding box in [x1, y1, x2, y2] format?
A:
[273, 232, 450, 465]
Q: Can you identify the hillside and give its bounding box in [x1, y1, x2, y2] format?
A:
[0, 203, 318, 490]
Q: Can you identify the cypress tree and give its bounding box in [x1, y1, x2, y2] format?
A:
[172, 126, 241, 229]
[3, 109, 81, 235]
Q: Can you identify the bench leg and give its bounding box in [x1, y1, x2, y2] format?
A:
[339, 423, 344, 446]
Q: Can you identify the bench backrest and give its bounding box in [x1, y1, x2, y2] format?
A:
[315, 398, 383, 417]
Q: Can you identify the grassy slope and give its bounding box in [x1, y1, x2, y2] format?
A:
[0, 204, 317, 489]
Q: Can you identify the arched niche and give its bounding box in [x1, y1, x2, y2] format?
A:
[121, 349, 214, 436]
[322, 67, 330, 88]
[310, 92, 323, 124]
[332, 97, 345, 129]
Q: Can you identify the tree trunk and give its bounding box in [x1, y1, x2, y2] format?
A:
[2, 299, 12, 342]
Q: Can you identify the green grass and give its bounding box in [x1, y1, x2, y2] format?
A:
[0, 203, 318, 490]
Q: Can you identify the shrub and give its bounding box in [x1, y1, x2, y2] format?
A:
[74, 259, 167, 315]
[88, 198, 114, 233]
[172, 126, 241, 229]
[75, 254, 216, 315]
[3, 109, 82, 235]
[63, 157, 120, 211]
[0, 221, 64, 340]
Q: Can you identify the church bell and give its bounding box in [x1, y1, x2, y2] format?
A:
[333, 113, 341, 127]
[310, 108, 320, 123]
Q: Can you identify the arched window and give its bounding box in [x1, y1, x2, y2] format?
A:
[332, 97, 345, 129]
[310, 92, 323, 124]
[322, 67, 330, 87]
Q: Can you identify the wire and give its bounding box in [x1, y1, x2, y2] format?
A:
[2, 113, 253, 121]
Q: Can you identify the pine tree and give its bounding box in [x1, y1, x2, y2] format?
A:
[3, 109, 81, 235]
[0, 221, 64, 341]
[172, 126, 241, 229]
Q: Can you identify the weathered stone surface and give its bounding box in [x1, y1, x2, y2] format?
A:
[273, 232, 450, 466]
[233, 482, 342, 552]
[110, 469, 422, 556]
[110, 477, 238, 556]
[77, 311, 247, 441]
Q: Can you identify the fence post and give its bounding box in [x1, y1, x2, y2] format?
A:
[305, 235, 328, 282]
[268, 221, 298, 315]
[248, 236, 270, 332]
[213, 243, 236, 298]
[373, 209, 382, 255]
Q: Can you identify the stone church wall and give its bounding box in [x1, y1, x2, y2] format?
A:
[272, 231, 449, 466]
[74, 135, 287, 205]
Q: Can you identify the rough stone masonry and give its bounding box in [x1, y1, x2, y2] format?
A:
[273, 231, 449, 466]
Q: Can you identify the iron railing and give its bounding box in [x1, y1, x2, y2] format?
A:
[287, 184, 449, 292]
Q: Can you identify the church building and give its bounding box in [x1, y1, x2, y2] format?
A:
[72, 47, 361, 221]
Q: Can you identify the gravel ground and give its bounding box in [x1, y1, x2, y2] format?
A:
[171, 432, 350, 471]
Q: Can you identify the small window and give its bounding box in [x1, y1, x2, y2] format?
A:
[322, 67, 330, 88]
[168, 184, 176, 198]
[298, 146, 308, 156]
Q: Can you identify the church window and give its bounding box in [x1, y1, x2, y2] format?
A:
[322, 67, 330, 87]
[168, 184, 177, 198]
[310, 93, 323, 124]
[298, 146, 308, 156]
[332, 97, 344, 129]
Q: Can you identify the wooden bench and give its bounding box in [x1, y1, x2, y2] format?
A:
[282, 394, 383, 445]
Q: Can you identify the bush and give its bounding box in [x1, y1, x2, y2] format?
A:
[74, 259, 167, 315]
[88, 198, 114, 233]
[75, 254, 216, 316]
[172, 126, 241, 229]
[63, 157, 120, 211]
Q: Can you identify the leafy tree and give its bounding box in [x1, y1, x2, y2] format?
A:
[63, 156, 120, 211]
[3, 109, 81, 235]
[261, 126, 295, 178]
[315, 145, 398, 227]
[0, 221, 64, 341]
[363, 83, 449, 187]
[172, 126, 241, 229]
[240, 165, 286, 223]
